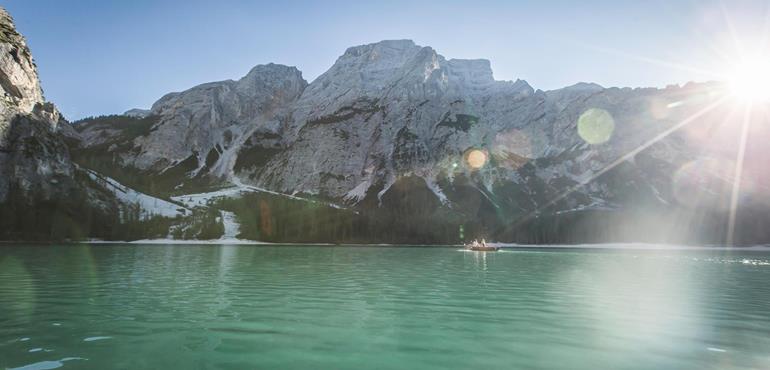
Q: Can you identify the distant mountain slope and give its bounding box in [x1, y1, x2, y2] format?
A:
[53, 37, 770, 244]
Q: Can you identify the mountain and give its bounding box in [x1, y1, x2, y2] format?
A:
[4, 12, 767, 244]
[0, 8, 120, 240]
[0, 8, 208, 241]
[1, 7, 60, 198]
[123, 108, 150, 118]
[73, 63, 307, 195]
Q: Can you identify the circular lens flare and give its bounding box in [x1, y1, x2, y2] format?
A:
[465, 149, 488, 170]
[672, 158, 735, 209]
[492, 129, 531, 170]
[578, 108, 615, 145]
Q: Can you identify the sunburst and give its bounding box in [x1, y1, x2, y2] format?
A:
[505, 3, 770, 245]
[728, 57, 770, 102]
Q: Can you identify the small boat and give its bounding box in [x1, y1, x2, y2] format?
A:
[464, 239, 499, 252]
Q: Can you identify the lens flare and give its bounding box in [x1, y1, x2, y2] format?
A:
[649, 97, 673, 120]
[578, 108, 615, 144]
[672, 158, 735, 209]
[492, 129, 531, 170]
[464, 149, 488, 170]
[728, 58, 770, 103]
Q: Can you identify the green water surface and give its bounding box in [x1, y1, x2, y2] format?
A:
[1, 244, 770, 369]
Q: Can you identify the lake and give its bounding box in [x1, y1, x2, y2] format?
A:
[1, 244, 770, 369]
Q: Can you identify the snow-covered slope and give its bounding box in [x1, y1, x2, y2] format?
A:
[85, 169, 187, 219]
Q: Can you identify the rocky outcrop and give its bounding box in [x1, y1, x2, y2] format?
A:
[0, 7, 123, 240]
[141, 63, 306, 176]
[76, 63, 307, 192]
[0, 8, 43, 116]
[123, 108, 150, 118]
[0, 7, 68, 202]
[248, 40, 535, 198]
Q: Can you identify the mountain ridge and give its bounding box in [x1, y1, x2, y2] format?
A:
[68, 38, 761, 244]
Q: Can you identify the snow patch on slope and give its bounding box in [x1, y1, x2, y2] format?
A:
[220, 211, 240, 239]
[423, 176, 449, 205]
[344, 180, 371, 203]
[232, 176, 346, 209]
[170, 186, 250, 208]
[170, 186, 246, 242]
[85, 169, 187, 220]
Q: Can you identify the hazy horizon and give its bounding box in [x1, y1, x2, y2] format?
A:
[4, 0, 769, 120]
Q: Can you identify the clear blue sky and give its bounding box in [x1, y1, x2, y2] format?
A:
[3, 0, 768, 120]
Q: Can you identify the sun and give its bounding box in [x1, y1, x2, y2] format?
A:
[728, 57, 770, 103]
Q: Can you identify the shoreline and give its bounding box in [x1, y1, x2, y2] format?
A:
[3, 239, 769, 251]
[0, 239, 770, 252]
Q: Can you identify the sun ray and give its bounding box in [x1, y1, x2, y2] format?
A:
[719, 0, 746, 57]
[726, 103, 753, 245]
[698, 2, 770, 74]
[702, 40, 739, 68]
[504, 96, 729, 232]
[673, 104, 742, 212]
[566, 41, 727, 80]
[551, 1, 770, 91]
[761, 3, 770, 54]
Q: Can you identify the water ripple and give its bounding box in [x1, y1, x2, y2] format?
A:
[1, 245, 769, 369]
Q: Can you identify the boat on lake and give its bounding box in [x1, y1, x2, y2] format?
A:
[465, 239, 499, 251]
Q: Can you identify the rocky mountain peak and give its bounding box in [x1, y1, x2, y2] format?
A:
[563, 82, 604, 91]
[0, 7, 83, 209]
[123, 108, 151, 118]
[340, 39, 422, 59]
[306, 40, 533, 101]
[0, 7, 44, 115]
[98, 62, 309, 177]
[313, 39, 426, 93]
[237, 63, 307, 96]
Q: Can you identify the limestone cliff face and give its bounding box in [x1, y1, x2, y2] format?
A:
[0, 7, 74, 203]
[77, 63, 307, 185]
[0, 8, 43, 116]
[141, 64, 306, 176]
[251, 40, 536, 199]
[0, 8, 119, 243]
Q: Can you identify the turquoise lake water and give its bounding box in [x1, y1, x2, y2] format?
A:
[1, 244, 770, 369]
